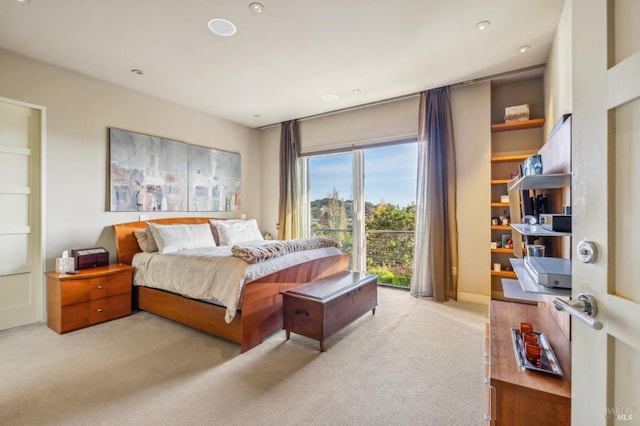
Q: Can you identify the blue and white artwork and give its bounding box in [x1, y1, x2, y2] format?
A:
[109, 128, 240, 212]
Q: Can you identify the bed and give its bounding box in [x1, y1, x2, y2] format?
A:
[112, 217, 350, 352]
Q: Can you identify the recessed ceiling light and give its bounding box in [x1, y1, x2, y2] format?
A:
[352, 89, 362, 94]
[208, 18, 237, 36]
[321, 94, 338, 103]
[519, 45, 531, 53]
[249, 2, 265, 13]
[475, 21, 491, 31]
[131, 69, 144, 75]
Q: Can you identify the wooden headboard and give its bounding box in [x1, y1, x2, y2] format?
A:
[113, 217, 220, 265]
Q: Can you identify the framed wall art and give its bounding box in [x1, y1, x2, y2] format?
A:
[109, 128, 240, 212]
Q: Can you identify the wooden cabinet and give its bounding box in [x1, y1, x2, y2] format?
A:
[46, 264, 133, 333]
[490, 119, 544, 299]
[484, 300, 571, 425]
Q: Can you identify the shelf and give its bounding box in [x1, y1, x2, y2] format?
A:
[491, 179, 511, 185]
[501, 279, 544, 303]
[492, 248, 515, 253]
[490, 202, 509, 207]
[491, 118, 545, 133]
[511, 223, 571, 237]
[491, 225, 512, 230]
[510, 259, 571, 296]
[491, 270, 516, 278]
[491, 153, 532, 163]
[508, 173, 571, 191]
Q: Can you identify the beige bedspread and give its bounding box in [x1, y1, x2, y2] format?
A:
[132, 245, 342, 323]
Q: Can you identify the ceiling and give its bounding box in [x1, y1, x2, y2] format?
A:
[0, 0, 565, 128]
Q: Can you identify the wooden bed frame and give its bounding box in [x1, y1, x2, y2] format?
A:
[112, 217, 350, 352]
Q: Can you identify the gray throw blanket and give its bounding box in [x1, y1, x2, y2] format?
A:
[231, 237, 340, 263]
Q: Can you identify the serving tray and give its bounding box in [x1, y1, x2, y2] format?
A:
[510, 328, 563, 376]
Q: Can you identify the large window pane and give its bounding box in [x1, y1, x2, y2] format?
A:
[308, 153, 353, 255]
[307, 142, 417, 288]
[364, 144, 417, 287]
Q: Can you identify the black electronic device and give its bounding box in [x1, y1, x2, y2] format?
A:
[539, 214, 572, 233]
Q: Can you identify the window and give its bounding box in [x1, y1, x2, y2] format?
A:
[305, 141, 417, 287]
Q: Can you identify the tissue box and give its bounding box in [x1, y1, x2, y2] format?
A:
[71, 247, 109, 269]
[55, 257, 75, 273]
[504, 104, 530, 122]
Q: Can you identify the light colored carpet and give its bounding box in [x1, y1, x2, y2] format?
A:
[0, 287, 487, 426]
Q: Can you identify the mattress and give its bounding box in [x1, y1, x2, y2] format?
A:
[132, 245, 342, 323]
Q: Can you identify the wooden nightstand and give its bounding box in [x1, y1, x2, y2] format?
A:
[45, 264, 134, 333]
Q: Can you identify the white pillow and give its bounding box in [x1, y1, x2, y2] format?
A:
[216, 219, 264, 246]
[147, 223, 215, 254]
[189, 223, 217, 249]
[209, 219, 244, 245]
[133, 228, 158, 252]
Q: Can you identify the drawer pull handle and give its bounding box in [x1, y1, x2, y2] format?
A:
[96, 308, 103, 312]
[97, 285, 103, 289]
[295, 308, 309, 317]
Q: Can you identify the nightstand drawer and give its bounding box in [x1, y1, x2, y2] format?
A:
[59, 293, 131, 332]
[61, 270, 131, 305]
[46, 264, 134, 334]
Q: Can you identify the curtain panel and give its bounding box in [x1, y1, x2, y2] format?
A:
[278, 120, 302, 240]
[411, 87, 459, 300]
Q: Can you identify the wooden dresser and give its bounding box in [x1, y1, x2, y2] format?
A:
[46, 264, 133, 333]
[484, 300, 571, 425]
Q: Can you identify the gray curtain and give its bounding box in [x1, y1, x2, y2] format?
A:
[411, 87, 459, 300]
[278, 120, 302, 240]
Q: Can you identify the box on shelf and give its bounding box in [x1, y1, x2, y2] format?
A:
[504, 104, 530, 122]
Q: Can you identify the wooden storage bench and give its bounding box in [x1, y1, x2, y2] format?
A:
[282, 271, 377, 351]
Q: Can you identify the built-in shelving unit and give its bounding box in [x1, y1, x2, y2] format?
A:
[485, 80, 571, 426]
[490, 118, 545, 300]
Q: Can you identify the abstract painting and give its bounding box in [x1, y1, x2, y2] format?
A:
[109, 128, 240, 212]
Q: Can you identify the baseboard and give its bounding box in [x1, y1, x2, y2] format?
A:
[457, 291, 490, 305]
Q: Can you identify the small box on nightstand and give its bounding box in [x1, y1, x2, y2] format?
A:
[71, 247, 109, 270]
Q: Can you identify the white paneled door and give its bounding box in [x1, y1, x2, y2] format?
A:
[0, 100, 43, 330]
[572, 1, 640, 424]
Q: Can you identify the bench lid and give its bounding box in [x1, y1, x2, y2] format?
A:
[286, 272, 376, 301]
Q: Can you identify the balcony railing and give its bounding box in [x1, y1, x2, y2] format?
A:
[310, 228, 414, 288]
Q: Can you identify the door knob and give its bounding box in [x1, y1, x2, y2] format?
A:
[577, 240, 598, 263]
[553, 293, 603, 330]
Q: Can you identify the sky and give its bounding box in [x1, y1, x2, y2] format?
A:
[309, 143, 418, 207]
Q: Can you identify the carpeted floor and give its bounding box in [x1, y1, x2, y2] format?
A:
[0, 287, 487, 426]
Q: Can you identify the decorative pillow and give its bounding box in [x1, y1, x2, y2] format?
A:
[209, 219, 243, 245]
[147, 223, 215, 254]
[133, 228, 158, 252]
[216, 219, 264, 246]
[188, 223, 216, 249]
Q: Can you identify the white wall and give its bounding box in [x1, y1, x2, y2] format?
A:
[260, 84, 492, 301]
[544, 0, 572, 137]
[451, 82, 492, 301]
[260, 125, 281, 237]
[0, 48, 262, 270]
